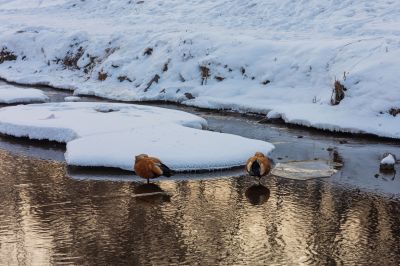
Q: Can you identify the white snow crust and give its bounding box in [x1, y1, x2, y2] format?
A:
[0, 0, 399, 137]
[0, 85, 48, 104]
[0, 102, 274, 171]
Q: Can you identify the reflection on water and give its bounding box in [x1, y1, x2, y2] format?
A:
[1, 150, 400, 265]
[134, 183, 172, 204]
[245, 184, 270, 205]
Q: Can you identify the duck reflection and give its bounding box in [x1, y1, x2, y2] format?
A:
[134, 183, 171, 204]
[245, 184, 270, 205]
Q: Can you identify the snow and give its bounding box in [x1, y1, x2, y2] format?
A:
[0, 0, 67, 10]
[0, 102, 274, 171]
[0, 84, 48, 104]
[0, 0, 399, 138]
[64, 96, 81, 102]
[381, 154, 395, 165]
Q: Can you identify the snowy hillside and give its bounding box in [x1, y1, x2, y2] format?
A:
[0, 0, 399, 138]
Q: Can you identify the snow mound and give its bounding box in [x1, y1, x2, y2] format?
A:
[381, 154, 395, 165]
[1, 0, 399, 138]
[0, 85, 48, 104]
[0, 102, 274, 171]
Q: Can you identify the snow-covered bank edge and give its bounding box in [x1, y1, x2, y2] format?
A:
[1, 76, 399, 141]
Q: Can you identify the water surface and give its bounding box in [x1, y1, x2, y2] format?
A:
[0, 81, 399, 265]
[0, 150, 399, 265]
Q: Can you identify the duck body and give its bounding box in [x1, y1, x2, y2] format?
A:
[134, 154, 174, 183]
[246, 152, 271, 178]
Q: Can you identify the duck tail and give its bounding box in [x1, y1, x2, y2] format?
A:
[160, 163, 175, 177]
[250, 160, 261, 177]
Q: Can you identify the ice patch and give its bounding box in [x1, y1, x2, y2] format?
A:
[0, 102, 274, 171]
[271, 160, 337, 180]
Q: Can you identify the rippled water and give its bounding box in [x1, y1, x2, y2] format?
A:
[0, 80, 400, 265]
[0, 150, 399, 265]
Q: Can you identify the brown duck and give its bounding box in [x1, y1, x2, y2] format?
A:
[134, 154, 175, 183]
[246, 152, 271, 178]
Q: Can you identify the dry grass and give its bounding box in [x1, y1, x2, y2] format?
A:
[62, 46, 84, 70]
[162, 61, 169, 72]
[331, 80, 346, 105]
[214, 76, 225, 82]
[184, 92, 195, 100]
[117, 75, 132, 82]
[143, 47, 153, 56]
[144, 74, 160, 92]
[262, 79, 271, 85]
[0, 47, 17, 63]
[83, 55, 98, 74]
[389, 108, 400, 117]
[98, 71, 108, 81]
[200, 66, 210, 85]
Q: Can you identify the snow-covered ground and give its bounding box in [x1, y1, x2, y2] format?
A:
[0, 84, 48, 104]
[0, 0, 399, 138]
[0, 102, 274, 171]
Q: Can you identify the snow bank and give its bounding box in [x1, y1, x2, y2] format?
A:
[0, 0, 399, 138]
[0, 102, 274, 171]
[0, 85, 48, 104]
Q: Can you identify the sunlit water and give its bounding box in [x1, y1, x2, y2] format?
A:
[0, 150, 399, 265]
[0, 80, 400, 265]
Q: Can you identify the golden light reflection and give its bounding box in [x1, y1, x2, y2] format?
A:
[0, 150, 399, 265]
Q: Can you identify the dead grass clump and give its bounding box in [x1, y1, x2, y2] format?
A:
[0, 47, 17, 63]
[214, 76, 225, 82]
[143, 47, 153, 56]
[105, 47, 118, 56]
[179, 73, 186, 82]
[184, 92, 195, 100]
[200, 66, 210, 85]
[63, 46, 84, 70]
[117, 75, 132, 82]
[144, 74, 160, 92]
[331, 80, 346, 105]
[83, 55, 98, 74]
[83, 47, 117, 74]
[162, 59, 170, 72]
[98, 71, 108, 81]
[389, 108, 400, 117]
